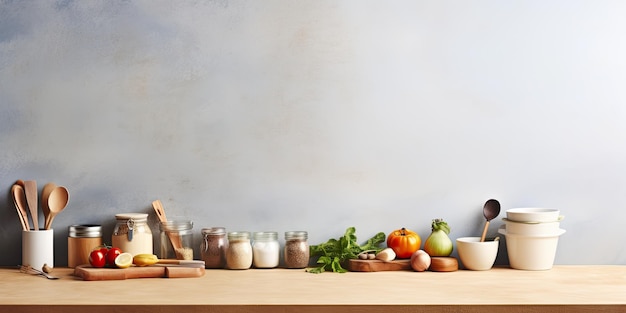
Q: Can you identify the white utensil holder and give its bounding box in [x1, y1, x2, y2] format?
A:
[22, 229, 54, 270]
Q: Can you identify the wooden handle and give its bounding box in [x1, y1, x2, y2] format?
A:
[480, 220, 490, 242]
[157, 259, 205, 267]
[11, 184, 29, 231]
[23, 180, 39, 230]
[152, 200, 184, 257]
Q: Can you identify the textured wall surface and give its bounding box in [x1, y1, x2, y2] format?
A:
[1, 0, 625, 266]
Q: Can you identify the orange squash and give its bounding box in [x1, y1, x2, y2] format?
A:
[386, 228, 421, 259]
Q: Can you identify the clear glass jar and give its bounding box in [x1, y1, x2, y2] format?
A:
[201, 227, 227, 269]
[226, 231, 252, 270]
[284, 231, 309, 269]
[67, 224, 102, 268]
[160, 220, 194, 260]
[112, 213, 153, 256]
[252, 231, 279, 268]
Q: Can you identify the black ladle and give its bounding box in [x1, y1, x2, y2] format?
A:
[480, 199, 501, 242]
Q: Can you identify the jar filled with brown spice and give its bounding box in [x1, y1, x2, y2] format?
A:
[284, 231, 309, 269]
[201, 227, 227, 269]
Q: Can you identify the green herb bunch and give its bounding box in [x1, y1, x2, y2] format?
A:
[308, 227, 386, 273]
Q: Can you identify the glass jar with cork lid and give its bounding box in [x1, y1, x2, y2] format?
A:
[112, 213, 153, 256]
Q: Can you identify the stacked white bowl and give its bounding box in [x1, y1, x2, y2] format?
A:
[498, 208, 566, 270]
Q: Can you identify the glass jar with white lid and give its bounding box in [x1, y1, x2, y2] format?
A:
[112, 213, 153, 256]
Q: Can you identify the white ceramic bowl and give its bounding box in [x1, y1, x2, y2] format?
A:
[506, 208, 560, 223]
[501, 218, 561, 236]
[456, 237, 499, 271]
[498, 228, 566, 270]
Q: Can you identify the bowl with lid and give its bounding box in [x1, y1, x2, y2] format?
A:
[506, 208, 560, 223]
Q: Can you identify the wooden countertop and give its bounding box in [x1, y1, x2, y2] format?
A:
[0, 265, 624, 313]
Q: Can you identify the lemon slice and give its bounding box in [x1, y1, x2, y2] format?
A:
[114, 252, 133, 269]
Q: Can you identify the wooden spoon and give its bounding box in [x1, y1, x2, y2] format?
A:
[480, 199, 501, 242]
[41, 182, 57, 230]
[152, 200, 185, 259]
[45, 186, 69, 230]
[11, 184, 30, 231]
[23, 180, 39, 231]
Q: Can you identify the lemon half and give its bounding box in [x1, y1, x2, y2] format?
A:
[114, 252, 133, 269]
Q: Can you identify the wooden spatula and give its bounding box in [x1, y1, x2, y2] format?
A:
[152, 200, 185, 259]
[23, 180, 39, 230]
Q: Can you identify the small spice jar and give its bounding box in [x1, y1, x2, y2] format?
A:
[284, 231, 309, 269]
[160, 220, 194, 260]
[201, 227, 227, 269]
[252, 231, 279, 268]
[112, 213, 153, 256]
[67, 224, 102, 268]
[226, 231, 252, 270]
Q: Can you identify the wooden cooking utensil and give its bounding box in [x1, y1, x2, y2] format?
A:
[23, 180, 39, 231]
[41, 182, 57, 229]
[11, 184, 30, 231]
[45, 186, 69, 230]
[152, 200, 185, 259]
[480, 199, 501, 242]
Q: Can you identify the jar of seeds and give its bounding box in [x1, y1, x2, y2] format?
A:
[201, 227, 227, 269]
[284, 231, 309, 269]
[226, 231, 252, 270]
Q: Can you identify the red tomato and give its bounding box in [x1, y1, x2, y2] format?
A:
[106, 247, 122, 266]
[89, 249, 107, 268]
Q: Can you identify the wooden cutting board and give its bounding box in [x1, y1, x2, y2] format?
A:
[74, 265, 205, 281]
[348, 259, 412, 272]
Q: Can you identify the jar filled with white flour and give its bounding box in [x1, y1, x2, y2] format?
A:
[252, 231, 279, 268]
[226, 231, 252, 270]
[112, 213, 153, 256]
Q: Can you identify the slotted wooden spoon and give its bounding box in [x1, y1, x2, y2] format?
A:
[23, 180, 39, 231]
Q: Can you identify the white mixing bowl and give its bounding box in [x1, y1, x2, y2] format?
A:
[456, 237, 499, 271]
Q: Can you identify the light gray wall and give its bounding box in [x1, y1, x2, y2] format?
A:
[1, 1, 625, 267]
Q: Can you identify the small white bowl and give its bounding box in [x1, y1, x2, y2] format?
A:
[506, 208, 560, 223]
[501, 217, 562, 236]
[456, 237, 499, 271]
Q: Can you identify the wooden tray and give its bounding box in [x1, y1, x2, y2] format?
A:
[74, 265, 205, 281]
[348, 259, 412, 272]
